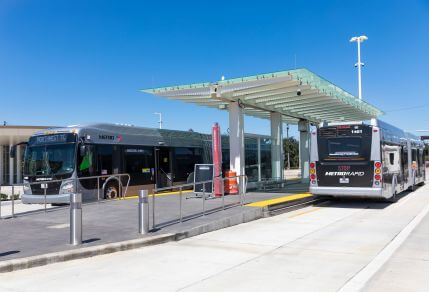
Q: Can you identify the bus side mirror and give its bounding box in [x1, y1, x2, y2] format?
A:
[79, 144, 88, 157]
[9, 145, 16, 158]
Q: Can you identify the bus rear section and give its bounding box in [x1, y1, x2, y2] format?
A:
[310, 123, 384, 198]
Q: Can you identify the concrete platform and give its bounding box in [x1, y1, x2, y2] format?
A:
[1, 182, 428, 291]
[0, 188, 313, 271]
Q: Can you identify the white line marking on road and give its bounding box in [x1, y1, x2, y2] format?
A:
[338, 197, 429, 292]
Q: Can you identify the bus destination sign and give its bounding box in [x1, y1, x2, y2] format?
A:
[29, 133, 76, 146]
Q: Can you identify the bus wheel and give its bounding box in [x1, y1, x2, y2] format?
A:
[104, 182, 119, 200]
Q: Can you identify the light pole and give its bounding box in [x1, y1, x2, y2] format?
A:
[350, 35, 368, 101]
[153, 112, 162, 129]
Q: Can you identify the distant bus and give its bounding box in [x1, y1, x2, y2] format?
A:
[310, 119, 426, 202]
[19, 123, 271, 204]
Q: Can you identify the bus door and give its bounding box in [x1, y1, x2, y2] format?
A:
[97, 144, 122, 187]
[155, 147, 173, 188]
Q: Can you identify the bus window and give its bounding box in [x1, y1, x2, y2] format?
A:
[77, 145, 97, 189]
[78, 145, 96, 177]
[317, 136, 370, 161]
[173, 147, 203, 182]
[124, 146, 154, 185]
[412, 149, 417, 162]
[327, 138, 361, 157]
[389, 153, 395, 165]
[97, 145, 113, 175]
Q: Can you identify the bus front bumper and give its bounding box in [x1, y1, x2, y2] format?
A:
[21, 194, 71, 204]
[310, 186, 384, 198]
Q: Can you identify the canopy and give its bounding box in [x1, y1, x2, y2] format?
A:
[142, 68, 383, 124]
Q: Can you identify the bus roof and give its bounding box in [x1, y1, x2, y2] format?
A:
[31, 123, 271, 148]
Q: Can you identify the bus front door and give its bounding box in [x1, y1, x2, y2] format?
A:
[155, 147, 173, 189]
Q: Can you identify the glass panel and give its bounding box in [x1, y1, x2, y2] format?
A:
[245, 137, 258, 182]
[327, 138, 362, 157]
[24, 144, 76, 176]
[260, 138, 272, 179]
[124, 146, 154, 185]
[174, 147, 203, 182]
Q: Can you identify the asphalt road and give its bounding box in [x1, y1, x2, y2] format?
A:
[1, 182, 429, 292]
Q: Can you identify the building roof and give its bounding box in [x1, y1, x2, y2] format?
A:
[0, 125, 51, 145]
[142, 68, 383, 124]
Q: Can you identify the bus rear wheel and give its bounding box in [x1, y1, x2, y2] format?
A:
[104, 182, 119, 200]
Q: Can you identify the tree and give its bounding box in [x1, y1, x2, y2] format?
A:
[283, 137, 299, 169]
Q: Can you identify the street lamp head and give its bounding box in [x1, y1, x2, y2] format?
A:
[350, 35, 368, 43]
[359, 35, 368, 42]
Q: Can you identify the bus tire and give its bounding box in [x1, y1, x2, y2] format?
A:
[387, 177, 397, 203]
[104, 182, 119, 200]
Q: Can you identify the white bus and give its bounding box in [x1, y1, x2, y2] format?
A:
[310, 119, 426, 202]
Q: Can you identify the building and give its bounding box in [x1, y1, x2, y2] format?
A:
[0, 125, 50, 185]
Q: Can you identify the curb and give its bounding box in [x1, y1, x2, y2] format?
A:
[174, 207, 264, 240]
[0, 233, 176, 273]
[265, 197, 326, 216]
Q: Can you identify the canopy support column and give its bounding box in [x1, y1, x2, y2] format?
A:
[270, 112, 283, 180]
[0, 146, 3, 185]
[9, 141, 14, 185]
[257, 137, 261, 182]
[16, 145, 22, 184]
[228, 101, 245, 178]
[298, 119, 310, 183]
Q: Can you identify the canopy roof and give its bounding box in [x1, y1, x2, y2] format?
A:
[142, 68, 383, 124]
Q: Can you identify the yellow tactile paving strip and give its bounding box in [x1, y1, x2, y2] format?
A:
[245, 193, 312, 207]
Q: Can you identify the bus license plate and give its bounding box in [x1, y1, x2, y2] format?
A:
[339, 178, 349, 184]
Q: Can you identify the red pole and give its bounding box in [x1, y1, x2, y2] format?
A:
[212, 123, 223, 196]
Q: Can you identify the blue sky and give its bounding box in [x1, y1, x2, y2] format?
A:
[1, 0, 428, 137]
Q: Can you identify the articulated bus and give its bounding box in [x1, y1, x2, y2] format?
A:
[310, 119, 426, 202]
[20, 123, 271, 204]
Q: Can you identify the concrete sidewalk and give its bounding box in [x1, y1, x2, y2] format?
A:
[2, 183, 428, 291]
[0, 186, 312, 269]
[362, 204, 429, 292]
[0, 200, 56, 218]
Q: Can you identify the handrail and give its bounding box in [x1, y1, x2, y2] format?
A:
[0, 173, 131, 219]
[158, 168, 173, 183]
[151, 174, 248, 230]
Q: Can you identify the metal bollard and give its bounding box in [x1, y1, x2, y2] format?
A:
[70, 193, 82, 245]
[152, 188, 156, 230]
[179, 186, 183, 223]
[202, 183, 206, 216]
[138, 190, 149, 234]
[11, 185, 15, 218]
[97, 177, 100, 202]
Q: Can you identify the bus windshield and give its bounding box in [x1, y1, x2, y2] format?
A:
[327, 138, 361, 157]
[318, 136, 370, 161]
[24, 144, 76, 177]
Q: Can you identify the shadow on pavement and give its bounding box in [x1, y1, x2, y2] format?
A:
[82, 238, 101, 244]
[318, 189, 416, 210]
[0, 250, 20, 257]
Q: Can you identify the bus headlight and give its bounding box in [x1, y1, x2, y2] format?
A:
[60, 181, 75, 194]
